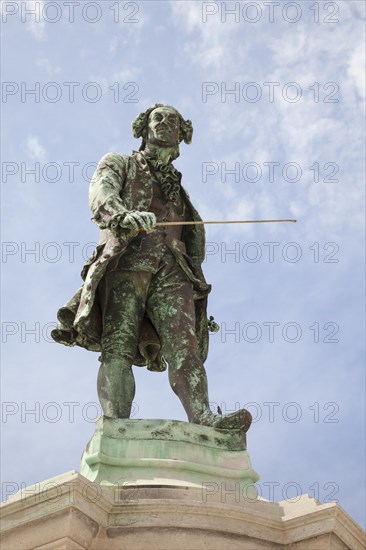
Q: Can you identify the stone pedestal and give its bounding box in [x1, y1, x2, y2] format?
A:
[1, 418, 365, 549]
[80, 417, 259, 498]
[1, 471, 365, 549]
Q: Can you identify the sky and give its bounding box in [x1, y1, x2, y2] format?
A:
[1, 0, 365, 530]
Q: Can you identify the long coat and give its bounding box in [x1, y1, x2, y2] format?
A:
[51, 151, 212, 371]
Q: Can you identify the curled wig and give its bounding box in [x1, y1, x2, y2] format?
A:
[132, 103, 193, 152]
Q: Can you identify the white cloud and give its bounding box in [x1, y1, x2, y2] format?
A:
[109, 36, 120, 54]
[26, 135, 47, 160]
[24, 1, 46, 41]
[111, 68, 141, 82]
[347, 44, 366, 99]
[170, 2, 240, 70]
[36, 58, 61, 76]
[0, 0, 46, 39]
[169, 1, 365, 237]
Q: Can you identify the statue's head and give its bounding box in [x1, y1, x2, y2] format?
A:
[132, 104, 193, 158]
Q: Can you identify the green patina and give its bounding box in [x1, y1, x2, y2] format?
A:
[51, 104, 252, 433]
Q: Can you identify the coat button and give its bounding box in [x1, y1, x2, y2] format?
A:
[86, 284, 91, 290]
[104, 253, 111, 259]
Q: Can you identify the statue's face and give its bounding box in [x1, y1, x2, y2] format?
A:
[147, 107, 180, 147]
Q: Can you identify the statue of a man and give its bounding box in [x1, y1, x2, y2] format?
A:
[52, 104, 251, 431]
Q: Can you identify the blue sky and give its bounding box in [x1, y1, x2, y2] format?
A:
[1, 0, 365, 529]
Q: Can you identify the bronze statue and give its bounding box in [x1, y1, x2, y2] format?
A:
[52, 104, 251, 431]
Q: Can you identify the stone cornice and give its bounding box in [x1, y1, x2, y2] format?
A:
[1, 471, 364, 549]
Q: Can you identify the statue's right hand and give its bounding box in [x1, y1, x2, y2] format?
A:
[121, 211, 156, 234]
